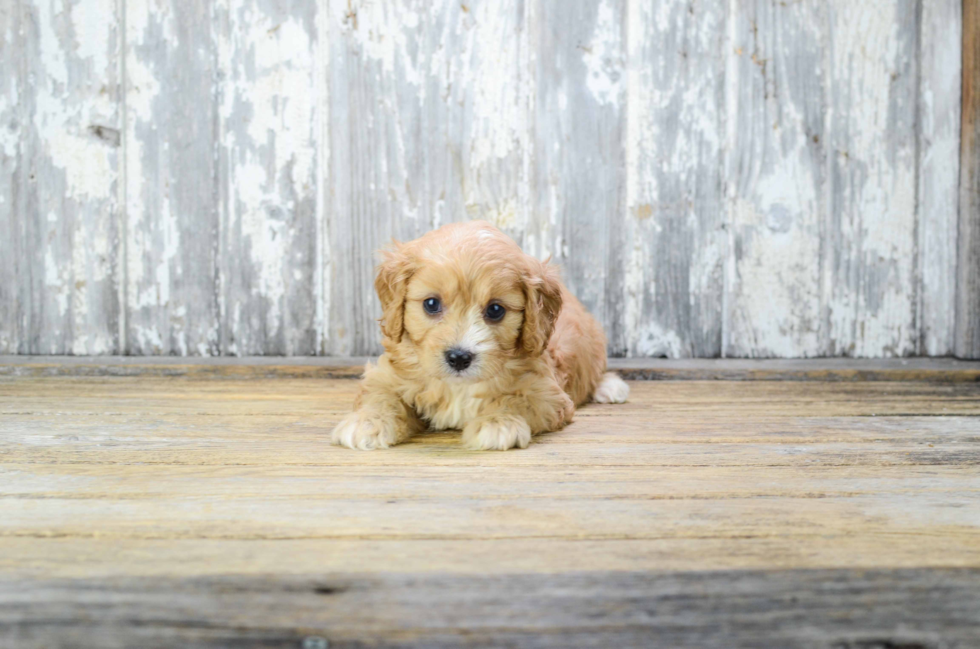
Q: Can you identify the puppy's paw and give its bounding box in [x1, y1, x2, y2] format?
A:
[462, 415, 532, 451]
[593, 372, 629, 404]
[331, 410, 407, 450]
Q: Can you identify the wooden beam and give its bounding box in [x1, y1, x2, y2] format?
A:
[959, 0, 980, 358]
[4, 356, 980, 381]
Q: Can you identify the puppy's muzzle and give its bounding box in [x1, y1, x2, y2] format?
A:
[444, 348, 475, 372]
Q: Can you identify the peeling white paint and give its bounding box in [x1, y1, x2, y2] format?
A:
[917, 0, 961, 356]
[3, 0, 964, 358]
[583, 0, 623, 107]
[826, 0, 918, 357]
[459, 1, 522, 172]
[346, 0, 422, 88]
[724, 1, 825, 359]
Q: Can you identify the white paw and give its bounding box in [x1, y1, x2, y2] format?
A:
[462, 415, 532, 451]
[593, 372, 629, 404]
[331, 410, 406, 450]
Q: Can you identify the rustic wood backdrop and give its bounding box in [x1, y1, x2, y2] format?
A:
[0, 0, 969, 358]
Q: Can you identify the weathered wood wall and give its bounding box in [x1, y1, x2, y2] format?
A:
[0, 0, 967, 358]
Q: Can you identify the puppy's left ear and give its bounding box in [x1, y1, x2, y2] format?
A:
[375, 243, 415, 343]
[521, 259, 563, 356]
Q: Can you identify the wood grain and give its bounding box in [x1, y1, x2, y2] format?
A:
[959, 0, 980, 359]
[3, 570, 979, 648]
[725, 0, 826, 358]
[0, 374, 978, 646]
[215, 0, 320, 356]
[919, 0, 962, 356]
[124, 0, 220, 355]
[1, 0, 122, 355]
[6, 355, 980, 381]
[624, 0, 725, 358]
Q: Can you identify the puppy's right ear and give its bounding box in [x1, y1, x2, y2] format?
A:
[375, 243, 415, 343]
[520, 259, 563, 356]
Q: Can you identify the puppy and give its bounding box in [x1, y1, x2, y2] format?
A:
[331, 220, 629, 451]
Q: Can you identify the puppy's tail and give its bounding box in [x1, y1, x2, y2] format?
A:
[592, 372, 629, 404]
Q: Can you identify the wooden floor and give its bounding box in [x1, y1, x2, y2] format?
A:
[1, 369, 979, 647]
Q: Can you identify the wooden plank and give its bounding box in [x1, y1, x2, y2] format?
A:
[124, 0, 220, 355]
[214, 0, 320, 356]
[0, 0, 122, 355]
[0, 3, 22, 354]
[727, 2, 927, 358]
[2, 569, 979, 648]
[825, 1, 920, 357]
[623, 0, 724, 357]
[2, 375, 979, 414]
[326, 0, 526, 356]
[530, 0, 626, 351]
[4, 486, 979, 542]
[724, 0, 826, 357]
[3, 534, 979, 578]
[5, 356, 980, 381]
[2, 374, 980, 416]
[918, 0, 962, 356]
[959, 0, 980, 359]
[7, 464, 980, 501]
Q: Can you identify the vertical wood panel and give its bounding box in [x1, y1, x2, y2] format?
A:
[918, 0, 962, 356]
[825, 0, 919, 357]
[624, 0, 725, 358]
[0, 4, 23, 353]
[124, 0, 219, 355]
[958, 0, 980, 359]
[724, 1, 827, 358]
[531, 0, 626, 350]
[326, 0, 526, 356]
[1, 0, 121, 355]
[215, 0, 319, 356]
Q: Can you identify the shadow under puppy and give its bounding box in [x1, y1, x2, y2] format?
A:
[332, 220, 629, 451]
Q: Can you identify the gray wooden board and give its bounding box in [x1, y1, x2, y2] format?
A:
[825, 1, 920, 358]
[0, 0, 970, 359]
[2, 356, 980, 381]
[724, 0, 828, 358]
[919, 0, 962, 357]
[215, 0, 320, 356]
[625, 0, 725, 358]
[0, 3, 22, 354]
[2, 569, 979, 648]
[1, 0, 122, 355]
[124, 0, 220, 355]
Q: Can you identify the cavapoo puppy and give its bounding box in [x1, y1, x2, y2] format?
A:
[332, 220, 629, 451]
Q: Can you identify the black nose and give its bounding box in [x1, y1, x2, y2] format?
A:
[445, 348, 474, 372]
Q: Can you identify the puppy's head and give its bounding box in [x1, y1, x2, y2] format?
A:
[375, 221, 562, 380]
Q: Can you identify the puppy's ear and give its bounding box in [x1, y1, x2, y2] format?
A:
[521, 259, 563, 356]
[375, 243, 415, 343]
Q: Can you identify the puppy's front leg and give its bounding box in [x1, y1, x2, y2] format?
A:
[332, 362, 424, 450]
[463, 382, 574, 451]
[462, 414, 532, 451]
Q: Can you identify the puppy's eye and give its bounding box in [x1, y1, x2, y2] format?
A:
[485, 302, 506, 322]
[423, 297, 441, 315]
